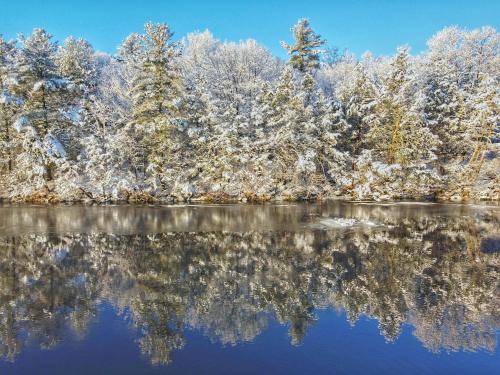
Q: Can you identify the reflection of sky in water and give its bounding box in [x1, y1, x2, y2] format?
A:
[0, 202, 498, 374]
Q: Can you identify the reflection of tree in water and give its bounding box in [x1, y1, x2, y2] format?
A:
[0, 234, 105, 360]
[0, 210, 498, 364]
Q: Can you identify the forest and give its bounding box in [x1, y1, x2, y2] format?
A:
[0, 20, 498, 203]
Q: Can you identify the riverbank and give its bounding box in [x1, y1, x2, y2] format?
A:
[1, 185, 498, 205]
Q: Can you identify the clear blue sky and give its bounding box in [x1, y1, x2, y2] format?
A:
[1, 0, 498, 57]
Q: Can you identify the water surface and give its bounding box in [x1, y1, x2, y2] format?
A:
[0, 202, 499, 374]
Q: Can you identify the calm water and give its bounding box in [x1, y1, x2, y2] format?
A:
[0, 202, 498, 375]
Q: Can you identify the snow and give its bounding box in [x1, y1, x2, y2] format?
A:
[0, 91, 14, 104]
[319, 217, 378, 228]
[62, 107, 81, 123]
[0, 24, 498, 203]
[46, 134, 67, 158]
[32, 78, 69, 93]
[13, 116, 30, 132]
[372, 162, 401, 176]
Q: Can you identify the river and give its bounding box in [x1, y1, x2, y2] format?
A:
[0, 202, 498, 374]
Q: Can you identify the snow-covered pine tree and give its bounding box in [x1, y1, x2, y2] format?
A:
[57, 36, 122, 200]
[0, 36, 17, 175]
[313, 89, 349, 191]
[170, 82, 213, 199]
[57, 36, 96, 86]
[12, 29, 82, 196]
[115, 33, 149, 190]
[421, 26, 499, 188]
[295, 73, 348, 196]
[266, 67, 300, 188]
[338, 63, 377, 159]
[281, 19, 325, 74]
[421, 27, 468, 169]
[248, 81, 275, 190]
[56, 35, 96, 157]
[121, 22, 183, 194]
[203, 100, 245, 196]
[457, 73, 499, 197]
[262, 67, 342, 198]
[368, 47, 437, 166]
[348, 47, 440, 200]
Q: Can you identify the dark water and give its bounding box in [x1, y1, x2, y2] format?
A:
[0, 202, 498, 375]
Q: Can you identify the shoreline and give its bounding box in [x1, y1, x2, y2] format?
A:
[1, 192, 498, 206]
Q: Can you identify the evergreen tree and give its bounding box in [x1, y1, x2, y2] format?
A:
[422, 28, 467, 165]
[0, 36, 17, 174]
[368, 48, 437, 166]
[13, 29, 81, 191]
[338, 63, 377, 158]
[174, 82, 213, 196]
[57, 36, 96, 86]
[458, 73, 499, 195]
[57, 36, 96, 155]
[281, 19, 325, 73]
[250, 81, 275, 180]
[261, 68, 344, 196]
[268, 67, 301, 184]
[121, 22, 183, 191]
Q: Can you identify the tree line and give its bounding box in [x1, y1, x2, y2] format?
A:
[0, 20, 498, 202]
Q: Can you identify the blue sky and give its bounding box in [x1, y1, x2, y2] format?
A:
[1, 0, 498, 57]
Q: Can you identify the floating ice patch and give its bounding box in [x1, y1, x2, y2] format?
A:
[318, 217, 378, 228]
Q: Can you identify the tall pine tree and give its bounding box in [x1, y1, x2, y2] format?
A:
[13, 29, 81, 192]
[121, 23, 184, 191]
[0, 36, 17, 174]
[281, 19, 325, 74]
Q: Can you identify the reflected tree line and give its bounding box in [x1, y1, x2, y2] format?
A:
[0, 209, 498, 365]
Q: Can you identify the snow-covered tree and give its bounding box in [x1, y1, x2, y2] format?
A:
[420, 27, 468, 166]
[140, 23, 181, 191]
[12, 29, 82, 194]
[57, 36, 96, 86]
[117, 22, 184, 192]
[457, 73, 500, 197]
[0, 36, 17, 174]
[422, 27, 499, 166]
[252, 67, 346, 197]
[182, 31, 281, 115]
[337, 63, 377, 159]
[368, 48, 437, 166]
[0, 24, 497, 202]
[281, 19, 325, 74]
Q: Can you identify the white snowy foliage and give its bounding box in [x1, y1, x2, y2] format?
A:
[0, 23, 498, 202]
[45, 134, 67, 158]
